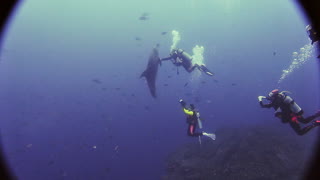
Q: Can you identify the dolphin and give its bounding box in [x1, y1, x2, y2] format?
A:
[140, 47, 161, 98]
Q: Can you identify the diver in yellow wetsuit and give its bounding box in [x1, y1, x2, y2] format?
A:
[179, 99, 215, 140]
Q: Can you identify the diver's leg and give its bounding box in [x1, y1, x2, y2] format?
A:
[289, 120, 319, 135]
[187, 124, 202, 137]
[289, 121, 306, 135]
[299, 116, 315, 123]
[198, 64, 214, 76]
[300, 111, 320, 123]
[187, 124, 194, 136]
[187, 64, 198, 73]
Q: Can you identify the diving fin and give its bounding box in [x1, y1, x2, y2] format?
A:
[203, 132, 216, 141]
[199, 65, 214, 76]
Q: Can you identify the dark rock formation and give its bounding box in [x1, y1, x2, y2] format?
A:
[163, 125, 313, 180]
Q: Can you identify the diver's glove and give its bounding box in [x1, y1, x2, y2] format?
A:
[179, 99, 186, 107]
[258, 96, 266, 102]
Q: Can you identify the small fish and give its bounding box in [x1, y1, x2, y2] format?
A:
[115, 88, 121, 90]
[161, 32, 167, 35]
[273, 52, 276, 56]
[131, 93, 135, 97]
[213, 79, 219, 83]
[139, 14, 149, 21]
[48, 161, 55, 166]
[141, 12, 149, 17]
[92, 78, 102, 84]
[135, 37, 142, 41]
[144, 106, 150, 110]
[101, 87, 107, 91]
[231, 83, 237, 86]
[26, 144, 32, 148]
[114, 145, 119, 151]
[184, 82, 188, 87]
[168, 75, 172, 78]
[139, 16, 147, 20]
[163, 83, 168, 86]
[201, 81, 206, 84]
[93, 146, 97, 149]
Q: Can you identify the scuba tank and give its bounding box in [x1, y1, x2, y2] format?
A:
[281, 93, 302, 114]
[180, 50, 193, 61]
[197, 112, 202, 146]
[196, 112, 203, 129]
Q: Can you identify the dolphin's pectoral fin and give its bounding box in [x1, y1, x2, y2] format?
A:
[140, 70, 147, 78]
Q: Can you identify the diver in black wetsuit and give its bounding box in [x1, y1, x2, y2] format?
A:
[179, 99, 215, 140]
[307, 24, 320, 45]
[306, 24, 320, 58]
[161, 49, 214, 76]
[258, 89, 320, 135]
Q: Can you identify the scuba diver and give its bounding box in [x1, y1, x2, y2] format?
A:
[306, 24, 320, 58]
[306, 24, 320, 45]
[161, 49, 214, 76]
[258, 89, 320, 135]
[179, 99, 216, 140]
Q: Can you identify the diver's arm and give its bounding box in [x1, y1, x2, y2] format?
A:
[260, 101, 273, 108]
[258, 96, 273, 108]
[161, 56, 172, 61]
[179, 99, 194, 115]
[179, 99, 186, 108]
[183, 108, 194, 116]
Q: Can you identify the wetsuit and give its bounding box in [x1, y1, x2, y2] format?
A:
[161, 49, 197, 72]
[260, 94, 320, 135]
[161, 49, 214, 75]
[180, 104, 203, 137]
[307, 27, 320, 45]
[307, 25, 320, 58]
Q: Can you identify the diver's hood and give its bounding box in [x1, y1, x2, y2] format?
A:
[266, 90, 291, 100]
[267, 89, 279, 100]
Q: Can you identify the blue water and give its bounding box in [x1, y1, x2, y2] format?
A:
[0, 0, 319, 179]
